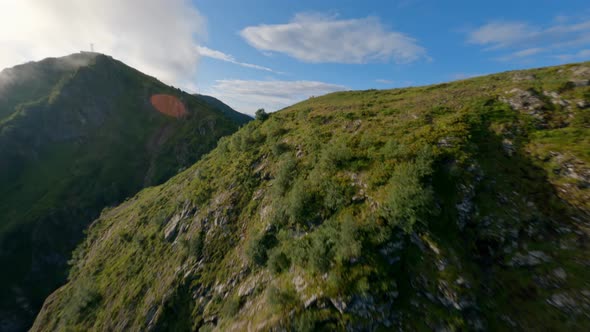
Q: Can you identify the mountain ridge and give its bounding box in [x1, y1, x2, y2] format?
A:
[32, 60, 590, 331]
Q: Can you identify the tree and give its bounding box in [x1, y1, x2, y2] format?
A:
[255, 108, 269, 121]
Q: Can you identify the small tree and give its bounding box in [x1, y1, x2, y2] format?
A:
[255, 108, 269, 121]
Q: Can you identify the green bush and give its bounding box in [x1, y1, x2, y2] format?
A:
[294, 311, 319, 332]
[267, 285, 297, 308]
[246, 231, 277, 266]
[266, 118, 288, 138]
[308, 231, 335, 273]
[273, 155, 297, 196]
[268, 249, 291, 274]
[221, 296, 241, 317]
[255, 108, 269, 121]
[335, 214, 362, 263]
[183, 231, 204, 258]
[320, 140, 353, 170]
[380, 160, 434, 233]
[271, 142, 291, 157]
[286, 179, 315, 225]
[62, 278, 102, 324]
[231, 124, 266, 151]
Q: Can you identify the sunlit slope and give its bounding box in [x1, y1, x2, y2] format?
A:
[34, 61, 590, 331]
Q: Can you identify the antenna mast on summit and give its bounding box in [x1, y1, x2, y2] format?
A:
[90, 43, 94, 52]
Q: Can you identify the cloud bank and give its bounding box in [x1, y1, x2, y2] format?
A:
[205, 79, 347, 114]
[0, 0, 205, 87]
[241, 13, 427, 64]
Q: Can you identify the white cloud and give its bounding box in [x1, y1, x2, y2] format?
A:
[468, 22, 537, 49]
[204, 79, 347, 114]
[0, 0, 205, 88]
[511, 48, 545, 57]
[468, 18, 590, 59]
[197, 46, 280, 73]
[376, 79, 395, 84]
[553, 49, 590, 61]
[240, 13, 427, 64]
[450, 73, 484, 80]
[496, 47, 545, 61]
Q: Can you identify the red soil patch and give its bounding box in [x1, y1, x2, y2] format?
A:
[150, 94, 188, 118]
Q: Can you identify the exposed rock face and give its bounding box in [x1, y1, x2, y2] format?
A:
[508, 251, 551, 267]
[501, 88, 545, 114]
[511, 72, 536, 82]
[570, 66, 590, 78]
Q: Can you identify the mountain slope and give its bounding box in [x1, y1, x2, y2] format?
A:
[33, 62, 590, 331]
[0, 53, 249, 331]
[194, 94, 253, 124]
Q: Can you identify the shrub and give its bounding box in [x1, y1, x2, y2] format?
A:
[335, 214, 362, 263]
[267, 285, 297, 308]
[286, 179, 315, 225]
[294, 311, 319, 332]
[246, 231, 277, 266]
[273, 155, 297, 196]
[266, 119, 288, 137]
[308, 233, 335, 273]
[320, 140, 353, 170]
[231, 124, 266, 151]
[221, 296, 241, 317]
[255, 108, 269, 121]
[183, 231, 204, 258]
[380, 160, 434, 233]
[321, 178, 346, 212]
[62, 278, 102, 324]
[381, 139, 407, 160]
[268, 249, 291, 274]
[271, 142, 290, 157]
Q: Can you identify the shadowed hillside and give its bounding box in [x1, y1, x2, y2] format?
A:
[0, 53, 250, 331]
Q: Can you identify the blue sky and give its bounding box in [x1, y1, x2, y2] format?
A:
[192, 0, 590, 113]
[1, 0, 590, 115]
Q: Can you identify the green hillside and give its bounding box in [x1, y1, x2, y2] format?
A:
[33, 61, 590, 331]
[0, 53, 249, 331]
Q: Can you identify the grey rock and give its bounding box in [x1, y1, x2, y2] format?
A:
[500, 88, 545, 114]
[569, 79, 590, 87]
[380, 234, 404, 264]
[502, 138, 515, 157]
[552, 267, 567, 281]
[330, 297, 347, 314]
[547, 293, 577, 313]
[348, 295, 376, 319]
[437, 280, 461, 310]
[508, 251, 551, 267]
[437, 136, 458, 148]
[435, 258, 448, 271]
[163, 214, 181, 242]
[570, 66, 590, 78]
[543, 91, 570, 106]
[511, 73, 536, 82]
[237, 275, 260, 297]
[292, 275, 307, 293]
[304, 294, 318, 308]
